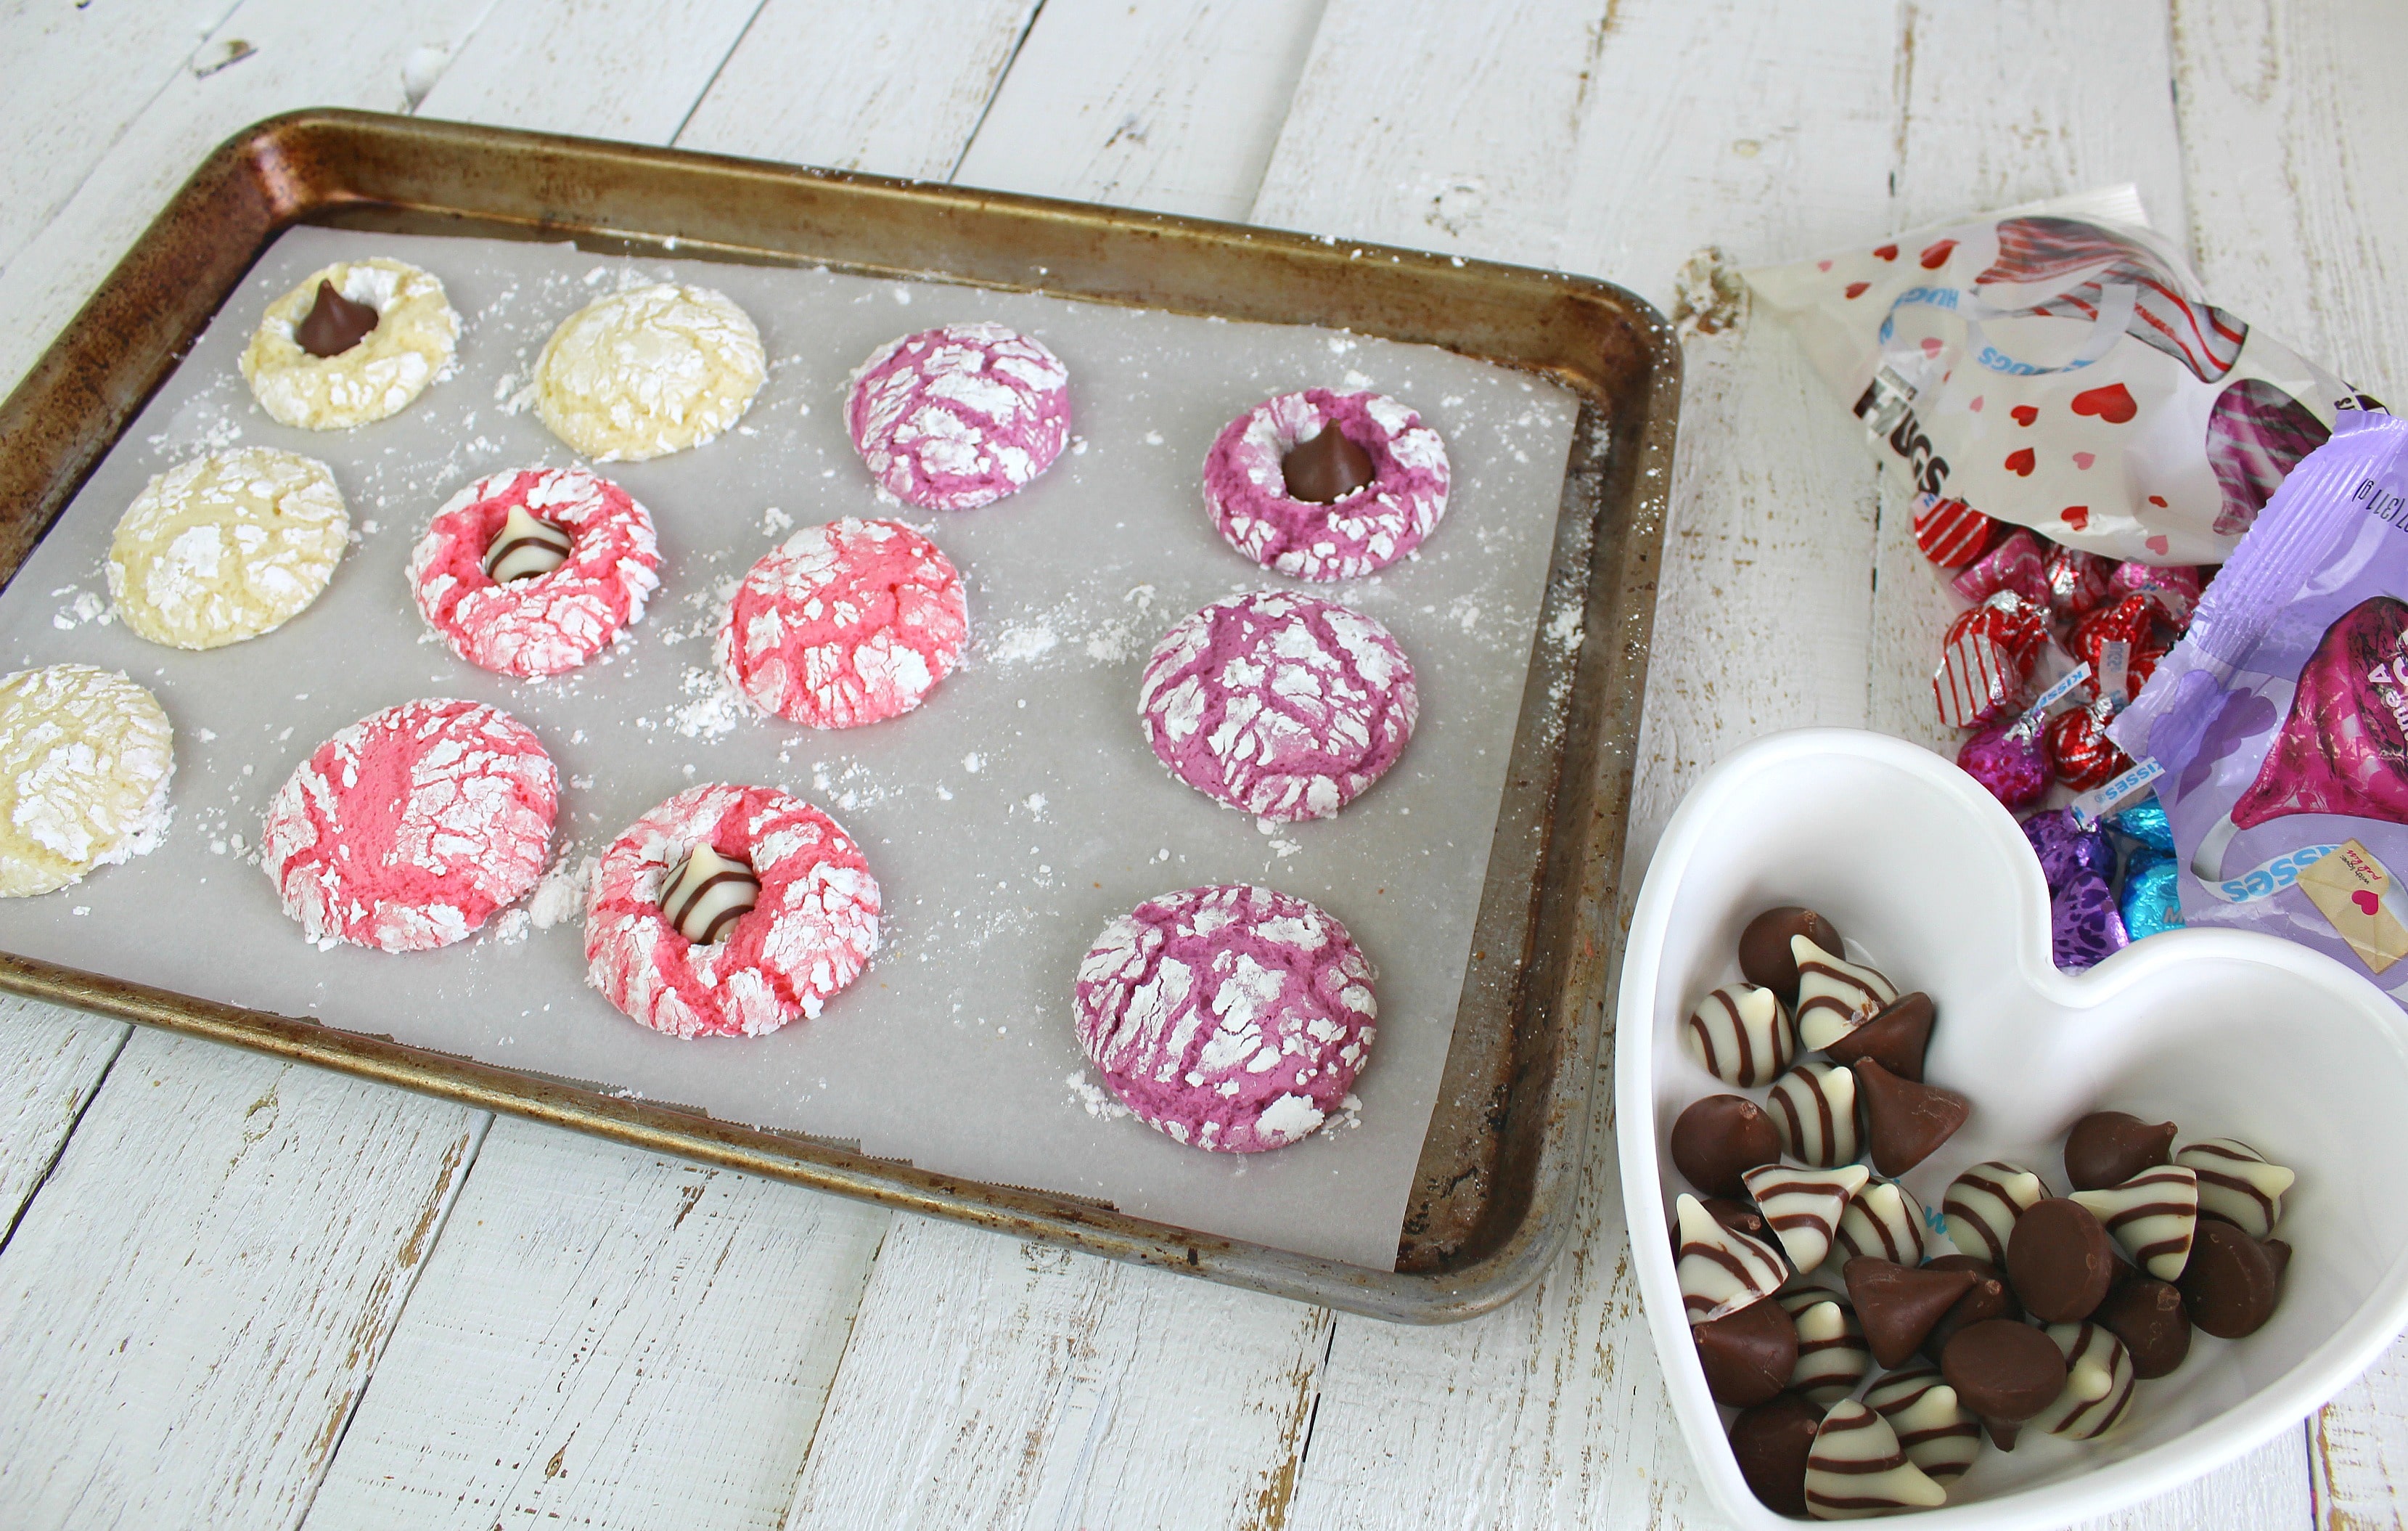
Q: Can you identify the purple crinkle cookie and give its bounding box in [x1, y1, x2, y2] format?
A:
[2023, 807, 2116, 894]
[1139, 590, 1417, 822]
[1073, 883, 1377, 1153]
[1203, 388, 1449, 581]
[2052, 865, 2131, 971]
[844, 322, 1070, 510]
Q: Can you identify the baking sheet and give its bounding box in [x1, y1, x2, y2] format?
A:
[0, 226, 1580, 1268]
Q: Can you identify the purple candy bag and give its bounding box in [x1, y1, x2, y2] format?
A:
[2111, 406, 2408, 999]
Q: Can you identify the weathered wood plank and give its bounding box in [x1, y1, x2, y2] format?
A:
[411, 0, 764, 143]
[954, 0, 1327, 221]
[675, 0, 1039, 176]
[0, 1030, 481, 1530]
[0, 999, 126, 1232]
[300, 1118, 888, 1531]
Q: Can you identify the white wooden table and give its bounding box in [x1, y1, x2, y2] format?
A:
[1, 2, 2404, 1525]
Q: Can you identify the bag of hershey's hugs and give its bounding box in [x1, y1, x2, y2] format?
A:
[1746, 185, 2355, 566]
[2110, 408, 2408, 999]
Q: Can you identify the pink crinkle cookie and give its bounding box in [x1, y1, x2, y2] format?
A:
[1203, 388, 1450, 581]
[408, 466, 662, 677]
[718, 516, 969, 729]
[1074, 883, 1377, 1153]
[1139, 590, 1417, 822]
[845, 322, 1070, 510]
[584, 783, 881, 1039]
[261, 698, 557, 952]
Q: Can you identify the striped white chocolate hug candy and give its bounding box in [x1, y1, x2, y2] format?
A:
[2176, 1138, 2294, 1239]
[1682, 982, 1795, 1087]
[1742, 1161, 1870, 1273]
[1864, 1362, 1981, 1484]
[1778, 1289, 1872, 1406]
[483, 504, 574, 583]
[1943, 1161, 2045, 1267]
[658, 843, 761, 945]
[1835, 1177, 1928, 1268]
[2031, 1322, 2136, 1440]
[1793, 936, 1899, 1052]
[1804, 1398, 1946, 1518]
[1675, 1193, 1787, 1325]
[1769, 1061, 1859, 1168]
[2071, 1164, 2198, 1281]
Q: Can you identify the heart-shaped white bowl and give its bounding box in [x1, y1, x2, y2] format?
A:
[1618, 728, 2408, 1528]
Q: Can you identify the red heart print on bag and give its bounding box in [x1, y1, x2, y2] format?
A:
[2356, 890, 2382, 917]
[2062, 506, 2091, 530]
[2071, 383, 2139, 424]
[2005, 448, 2036, 476]
[1817, 259, 1833, 272]
[2073, 452, 2096, 470]
[1845, 281, 1870, 299]
[2011, 405, 2039, 427]
[1919, 239, 1958, 269]
[2146, 534, 2171, 555]
[1874, 244, 1899, 261]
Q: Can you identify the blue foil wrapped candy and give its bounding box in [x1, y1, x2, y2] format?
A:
[2108, 795, 2175, 854]
[2023, 809, 2116, 895]
[2121, 858, 2185, 941]
[2054, 865, 2132, 970]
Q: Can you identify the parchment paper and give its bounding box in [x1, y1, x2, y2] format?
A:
[0, 226, 1580, 1268]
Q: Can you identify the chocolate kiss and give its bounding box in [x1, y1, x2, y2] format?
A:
[2094, 1276, 2192, 1379]
[1729, 1393, 1822, 1516]
[1845, 1257, 1975, 1368]
[1854, 1058, 1969, 1177]
[2063, 1110, 2176, 1191]
[2007, 1198, 2117, 1323]
[1671, 1094, 1784, 1197]
[2179, 1219, 2284, 1338]
[1940, 1318, 2067, 1428]
[1695, 1295, 1799, 1407]
[1703, 1196, 1772, 1243]
[1280, 425, 1376, 502]
[2232, 596, 2408, 832]
[1738, 905, 1842, 1005]
[295, 278, 380, 357]
[1920, 1253, 2020, 1361]
[1826, 992, 1936, 1081]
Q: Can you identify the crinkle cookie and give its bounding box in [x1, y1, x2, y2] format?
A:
[238, 258, 459, 429]
[585, 783, 881, 1039]
[1139, 590, 1417, 822]
[409, 466, 661, 677]
[534, 282, 766, 461]
[0, 664, 173, 898]
[1203, 388, 1450, 581]
[261, 699, 557, 952]
[1074, 884, 1376, 1153]
[718, 517, 967, 729]
[107, 447, 349, 650]
[845, 322, 1070, 509]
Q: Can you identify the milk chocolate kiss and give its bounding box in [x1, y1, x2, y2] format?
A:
[1281, 426, 1375, 502]
[2094, 1276, 2192, 1378]
[2064, 1110, 2177, 1191]
[1695, 1297, 1798, 1406]
[1940, 1319, 2067, 1445]
[1729, 1393, 1822, 1516]
[1670, 1094, 1783, 1197]
[1826, 992, 1936, 1080]
[2007, 1199, 2118, 1323]
[1737, 906, 1842, 1005]
[295, 279, 379, 358]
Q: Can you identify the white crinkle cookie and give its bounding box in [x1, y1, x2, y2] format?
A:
[533, 282, 766, 462]
[238, 258, 459, 429]
[108, 448, 350, 650]
[0, 664, 173, 898]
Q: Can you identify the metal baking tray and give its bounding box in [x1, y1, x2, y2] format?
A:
[0, 110, 1676, 1322]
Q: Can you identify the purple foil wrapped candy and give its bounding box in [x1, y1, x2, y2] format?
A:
[2024, 807, 2116, 894]
[2054, 865, 2131, 970]
[1958, 721, 2050, 809]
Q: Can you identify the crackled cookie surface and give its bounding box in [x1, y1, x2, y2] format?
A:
[108, 447, 349, 650]
[534, 282, 766, 461]
[0, 664, 174, 898]
[585, 783, 881, 1039]
[845, 322, 1070, 510]
[718, 517, 967, 729]
[239, 258, 459, 430]
[1203, 389, 1450, 581]
[261, 699, 557, 952]
[1074, 883, 1376, 1153]
[409, 466, 662, 677]
[1139, 590, 1417, 822]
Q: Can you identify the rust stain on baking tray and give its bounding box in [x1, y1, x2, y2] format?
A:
[0, 110, 1679, 1324]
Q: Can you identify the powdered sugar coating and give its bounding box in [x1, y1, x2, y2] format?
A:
[585, 783, 881, 1039]
[718, 517, 968, 729]
[261, 699, 557, 952]
[1203, 389, 1450, 581]
[107, 446, 349, 650]
[534, 283, 766, 462]
[1139, 591, 1417, 822]
[1073, 883, 1376, 1153]
[239, 258, 459, 429]
[0, 664, 174, 898]
[845, 322, 1070, 510]
[409, 467, 662, 677]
